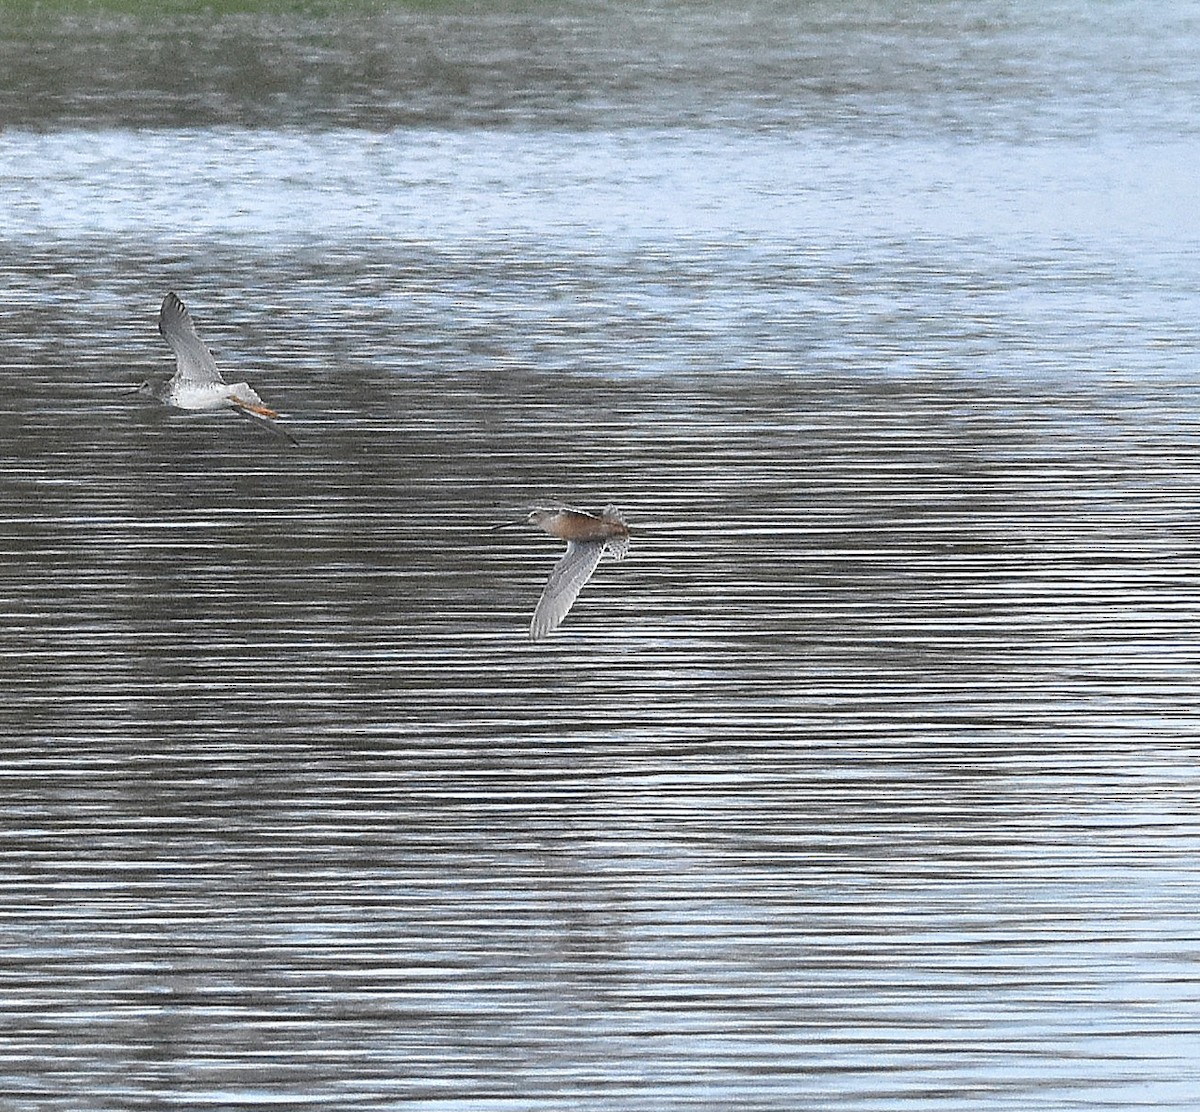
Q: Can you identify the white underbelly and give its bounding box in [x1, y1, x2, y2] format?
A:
[168, 383, 234, 411]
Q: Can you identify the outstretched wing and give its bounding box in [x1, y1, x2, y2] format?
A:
[530, 540, 605, 641]
[159, 292, 224, 385]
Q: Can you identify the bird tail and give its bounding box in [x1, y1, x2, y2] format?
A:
[228, 391, 299, 445]
[603, 534, 630, 561]
[600, 505, 629, 559]
[230, 395, 279, 420]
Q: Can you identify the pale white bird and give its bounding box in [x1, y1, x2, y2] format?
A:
[135, 292, 295, 443]
[499, 505, 630, 640]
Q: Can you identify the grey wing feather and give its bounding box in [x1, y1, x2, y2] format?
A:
[530, 540, 605, 641]
[159, 292, 224, 385]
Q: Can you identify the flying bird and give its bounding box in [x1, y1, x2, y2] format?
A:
[499, 505, 630, 640]
[135, 291, 296, 443]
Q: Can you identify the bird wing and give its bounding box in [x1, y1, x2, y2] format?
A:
[530, 540, 605, 641]
[158, 292, 224, 385]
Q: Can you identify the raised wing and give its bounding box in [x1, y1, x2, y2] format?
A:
[530, 540, 605, 641]
[158, 292, 224, 385]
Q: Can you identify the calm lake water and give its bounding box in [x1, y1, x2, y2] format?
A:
[2, 1, 1200, 1109]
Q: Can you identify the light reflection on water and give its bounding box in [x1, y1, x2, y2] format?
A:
[3, 2, 1200, 1109]
[5, 355, 1198, 1109]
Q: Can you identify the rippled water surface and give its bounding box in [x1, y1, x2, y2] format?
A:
[2, 2, 1200, 1109]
